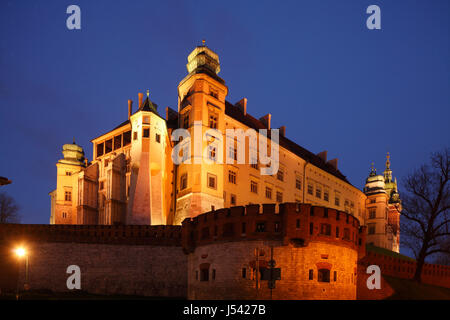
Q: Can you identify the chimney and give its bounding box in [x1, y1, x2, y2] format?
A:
[328, 158, 338, 170]
[279, 126, 286, 137]
[128, 100, 133, 119]
[259, 113, 271, 130]
[138, 92, 143, 109]
[236, 98, 247, 115]
[317, 151, 327, 162]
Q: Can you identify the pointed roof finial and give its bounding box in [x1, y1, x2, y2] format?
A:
[146, 89, 149, 98]
[369, 162, 377, 176]
[202, 39, 206, 46]
[386, 152, 391, 170]
[73, 137, 76, 144]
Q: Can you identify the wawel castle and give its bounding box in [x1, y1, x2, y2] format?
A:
[49, 44, 401, 253]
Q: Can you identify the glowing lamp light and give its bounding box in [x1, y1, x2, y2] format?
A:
[15, 247, 26, 258]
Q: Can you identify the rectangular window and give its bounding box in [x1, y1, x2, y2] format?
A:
[228, 170, 237, 184]
[155, 133, 161, 143]
[316, 187, 322, 199]
[324, 190, 329, 202]
[335, 196, 340, 206]
[242, 268, 247, 279]
[209, 114, 218, 129]
[274, 222, 280, 232]
[207, 173, 217, 189]
[277, 169, 284, 181]
[250, 181, 258, 194]
[265, 187, 272, 199]
[200, 268, 209, 281]
[310, 222, 314, 235]
[212, 269, 216, 280]
[180, 173, 188, 190]
[334, 271, 337, 282]
[65, 171, 71, 176]
[318, 269, 330, 283]
[105, 139, 112, 153]
[113, 135, 122, 150]
[123, 131, 131, 146]
[295, 178, 301, 190]
[143, 128, 150, 138]
[65, 191, 72, 201]
[296, 219, 300, 229]
[241, 222, 246, 234]
[208, 145, 216, 161]
[276, 191, 283, 203]
[228, 146, 237, 161]
[336, 226, 340, 238]
[230, 194, 236, 205]
[307, 184, 313, 195]
[309, 269, 314, 280]
[369, 209, 376, 219]
[133, 132, 138, 140]
[96, 143, 104, 157]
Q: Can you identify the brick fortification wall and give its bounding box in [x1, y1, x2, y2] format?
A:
[0, 224, 187, 297]
[182, 203, 366, 300]
[357, 246, 450, 299]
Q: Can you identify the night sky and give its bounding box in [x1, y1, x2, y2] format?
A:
[1, 1, 449, 255]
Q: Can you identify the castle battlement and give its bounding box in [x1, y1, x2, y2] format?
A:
[0, 223, 182, 246]
[181, 202, 366, 255]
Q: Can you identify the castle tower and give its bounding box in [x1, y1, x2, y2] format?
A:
[383, 153, 401, 253]
[363, 163, 390, 250]
[173, 42, 228, 224]
[49, 140, 86, 224]
[126, 92, 172, 225]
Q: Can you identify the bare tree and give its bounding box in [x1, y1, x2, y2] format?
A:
[0, 192, 20, 223]
[399, 148, 450, 282]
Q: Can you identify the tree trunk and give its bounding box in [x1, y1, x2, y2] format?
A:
[413, 247, 427, 283]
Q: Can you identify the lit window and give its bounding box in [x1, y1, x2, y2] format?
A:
[316, 187, 322, 199]
[277, 169, 284, 182]
[143, 128, 150, 138]
[276, 191, 283, 203]
[265, 187, 272, 199]
[307, 184, 313, 195]
[295, 178, 301, 190]
[250, 181, 258, 194]
[209, 114, 218, 129]
[207, 173, 217, 189]
[228, 170, 237, 184]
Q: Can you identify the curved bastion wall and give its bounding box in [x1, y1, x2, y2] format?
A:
[182, 203, 366, 300]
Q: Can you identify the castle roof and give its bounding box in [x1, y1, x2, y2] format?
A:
[224, 101, 351, 185]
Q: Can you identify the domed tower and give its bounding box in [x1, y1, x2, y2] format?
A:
[49, 140, 87, 224]
[174, 41, 228, 224]
[363, 163, 391, 250]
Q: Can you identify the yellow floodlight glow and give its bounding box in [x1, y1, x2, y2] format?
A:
[15, 247, 26, 258]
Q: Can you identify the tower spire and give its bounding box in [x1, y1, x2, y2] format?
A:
[384, 152, 392, 182]
[369, 162, 377, 176]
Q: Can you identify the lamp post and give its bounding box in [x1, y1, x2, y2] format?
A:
[14, 247, 29, 299]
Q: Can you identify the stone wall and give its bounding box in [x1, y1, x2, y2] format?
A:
[16, 242, 186, 297]
[188, 240, 358, 300]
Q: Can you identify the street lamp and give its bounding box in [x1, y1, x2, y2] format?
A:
[14, 246, 29, 298]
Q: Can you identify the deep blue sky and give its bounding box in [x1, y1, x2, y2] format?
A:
[1, 0, 449, 254]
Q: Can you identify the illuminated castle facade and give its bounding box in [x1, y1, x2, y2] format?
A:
[49, 44, 401, 253]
